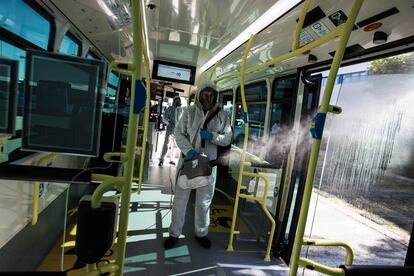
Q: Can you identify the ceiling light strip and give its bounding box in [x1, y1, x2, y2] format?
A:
[199, 0, 302, 72]
[141, 0, 151, 59]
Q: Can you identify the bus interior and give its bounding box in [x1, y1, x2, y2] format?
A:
[0, 0, 413, 275]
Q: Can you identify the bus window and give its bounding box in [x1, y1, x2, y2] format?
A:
[234, 81, 267, 154]
[0, 40, 25, 117]
[59, 33, 81, 56]
[270, 75, 296, 133]
[104, 71, 120, 112]
[0, 0, 52, 50]
[219, 89, 233, 120]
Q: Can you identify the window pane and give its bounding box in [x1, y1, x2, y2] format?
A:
[87, 52, 98, 60]
[273, 77, 296, 99]
[23, 50, 106, 156]
[108, 72, 119, 87]
[236, 81, 267, 102]
[59, 34, 80, 56]
[0, 0, 51, 49]
[0, 64, 11, 131]
[0, 40, 25, 115]
[270, 103, 291, 136]
[234, 102, 266, 155]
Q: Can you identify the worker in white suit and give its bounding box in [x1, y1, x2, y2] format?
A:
[164, 80, 232, 249]
[159, 96, 181, 166]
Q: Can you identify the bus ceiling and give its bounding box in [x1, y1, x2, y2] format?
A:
[39, 0, 414, 87]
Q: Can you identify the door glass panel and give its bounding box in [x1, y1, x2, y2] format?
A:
[301, 54, 414, 274]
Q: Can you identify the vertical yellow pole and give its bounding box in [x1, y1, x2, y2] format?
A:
[291, 0, 312, 51]
[115, 0, 143, 274]
[32, 153, 57, 225]
[288, 1, 363, 275]
[227, 34, 255, 252]
[209, 61, 219, 81]
[0, 135, 11, 164]
[137, 36, 151, 193]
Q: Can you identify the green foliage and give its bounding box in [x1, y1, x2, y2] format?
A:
[368, 52, 414, 75]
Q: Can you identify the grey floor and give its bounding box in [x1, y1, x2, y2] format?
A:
[123, 160, 288, 275]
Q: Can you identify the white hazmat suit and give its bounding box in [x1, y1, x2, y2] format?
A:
[168, 82, 232, 241]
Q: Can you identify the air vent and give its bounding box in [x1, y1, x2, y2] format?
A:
[296, 6, 326, 28]
[356, 7, 399, 28]
[329, 44, 365, 57]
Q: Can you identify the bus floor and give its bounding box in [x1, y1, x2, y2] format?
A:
[37, 161, 288, 275]
[122, 162, 288, 275]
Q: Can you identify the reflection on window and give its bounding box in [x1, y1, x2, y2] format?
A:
[220, 90, 233, 121]
[270, 103, 290, 135]
[0, 40, 25, 116]
[104, 71, 119, 112]
[108, 72, 119, 87]
[273, 77, 295, 99]
[0, 0, 51, 49]
[236, 81, 267, 102]
[0, 64, 11, 132]
[59, 34, 80, 56]
[234, 103, 266, 153]
[270, 76, 296, 134]
[23, 50, 105, 156]
[234, 82, 267, 155]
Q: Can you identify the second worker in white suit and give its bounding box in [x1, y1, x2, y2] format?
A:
[159, 96, 182, 166]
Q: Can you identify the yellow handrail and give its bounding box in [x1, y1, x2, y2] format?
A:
[291, 0, 312, 51]
[137, 25, 151, 193]
[82, 263, 119, 276]
[246, 25, 344, 75]
[209, 61, 219, 81]
[298, 258, 345, 276]
[0, 135, 11, 164]
[88, 0, 145, 275]
[226, 34, 255, 253]
[289, 1, 363, 275]
[303, 238, 354, 265]
[203, 0, 364, 270]
[32, 153, 57, 226]
[241, 171, 276, 262]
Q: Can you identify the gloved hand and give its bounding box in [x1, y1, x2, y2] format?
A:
[200, 130, 213, 141]
[185, 149, 199, 161]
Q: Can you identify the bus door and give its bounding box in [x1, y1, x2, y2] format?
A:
[272, 73, 322, 263]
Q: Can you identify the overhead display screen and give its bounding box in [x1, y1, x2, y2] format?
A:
[22, 50, 107, 156]
[152, 60, 196, 85]
[0, 57, 18, 135]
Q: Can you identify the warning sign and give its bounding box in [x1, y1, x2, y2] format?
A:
[328, 10, 348, 26]
[299, 30, 314, 46]
[208, 204, 249, 233]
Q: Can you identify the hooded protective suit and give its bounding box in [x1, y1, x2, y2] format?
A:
[169, 81, 232, 238]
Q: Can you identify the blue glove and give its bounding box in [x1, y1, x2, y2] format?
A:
[185, 149, 199, 161]
[200, 129, 213, 141]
